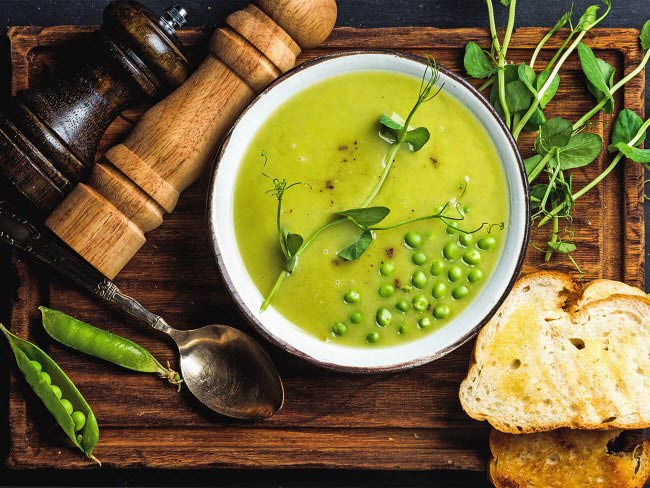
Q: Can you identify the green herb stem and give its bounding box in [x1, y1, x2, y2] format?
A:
[478, 77, 495, 91]
[545, 215, 560, 261]
[546, 30, 576, 71]
[528, 151, 555, 183]
[573, 48, 650, 130]
[261, 271, 289, 311]
[530, 12, 571, 68]
[276, 196, 289, 259]
[360, 135, 406, 208]
[513, 32, 586, 139]
[513, 5, 611, 140]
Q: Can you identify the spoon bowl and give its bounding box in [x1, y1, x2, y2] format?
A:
[173, 324, 284, 420]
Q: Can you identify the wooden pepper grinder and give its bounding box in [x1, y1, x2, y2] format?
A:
[46, 0, 337, 279]
[0, 1, 189, 217]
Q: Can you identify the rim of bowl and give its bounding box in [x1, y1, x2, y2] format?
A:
[207, 50, 530, 374]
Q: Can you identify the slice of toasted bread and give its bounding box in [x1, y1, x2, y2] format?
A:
[489, 429, 650, 488]
[459, 271, 650, 433]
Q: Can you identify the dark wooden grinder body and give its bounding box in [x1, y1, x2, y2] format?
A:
[0, 0, 189, 216]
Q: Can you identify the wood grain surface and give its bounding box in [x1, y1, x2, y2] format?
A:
[4, 26, 646, 470]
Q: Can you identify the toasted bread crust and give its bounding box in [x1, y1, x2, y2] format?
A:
[459, 272, 650, 434]
[488, 429, 650, 488]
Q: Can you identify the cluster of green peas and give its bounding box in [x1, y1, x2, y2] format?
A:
[29, 359, 86, 432]
[331, 224, 497, 344]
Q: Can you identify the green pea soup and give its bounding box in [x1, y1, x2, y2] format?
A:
[234, 70, 508, 348]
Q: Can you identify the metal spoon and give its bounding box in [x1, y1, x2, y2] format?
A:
[0, 201, 284, 419]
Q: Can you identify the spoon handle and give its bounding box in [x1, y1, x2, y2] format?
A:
[0, 200, 170, 333]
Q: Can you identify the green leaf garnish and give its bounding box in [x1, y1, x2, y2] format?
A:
[557, 132, 603, 170]
[524, 154, 545, 176]
[338, 230, 374, 261]
[535, 71, 560, 109]
[379, 114, 431, 152]
[335, 207, 390, 228]
[611, 143, 650, 163]
[505, 80, 533, 113]
[530, 184, 549, 211]
[536, 117, 573, 153]
[547, 241, 577, 254]
[609, 109, 645, 149]
[576, 4, 601, 31]
[578, 43, 615, 113]
[285, 232, 304, 257]
[464, 42, 495, 78]
[641, 20, 650, 51]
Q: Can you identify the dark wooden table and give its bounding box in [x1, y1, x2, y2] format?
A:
[1, 1, 648, 486]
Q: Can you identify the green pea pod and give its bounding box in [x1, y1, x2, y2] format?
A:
[39, 307, 182, 390]
[0, 324, 99, 462]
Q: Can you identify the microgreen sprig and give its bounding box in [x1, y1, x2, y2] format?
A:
[464, 2, 650, 271]
[260, 59, 444, 312]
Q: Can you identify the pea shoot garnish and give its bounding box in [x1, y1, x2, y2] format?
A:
[260, 59, 445, 311]
[464, 0, 650, 271]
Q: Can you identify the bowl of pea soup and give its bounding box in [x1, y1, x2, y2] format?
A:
[208, 51, 529, 372]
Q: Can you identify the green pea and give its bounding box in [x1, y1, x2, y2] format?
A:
[412, 294, 429, 312]
[395, 300, 410, 313]
[39, 371, 51, 386]
[468, 269, 484, 283]
[50, 384, 63, 400]
[367, 332, 380, 344]
[477, 236, 497, 250]
[446, 221, 459, 234]
[332, 322, 348, 336]
[463, 249, 481, 266]
[376, 308, 392, 327]
[378, 283, 395, 298]
[448, 265, 463, 282]
[443, 242, 460, 260]
[404, 232, 422, 248]
[398, 324, 408, 335]
[344, 290, 360, 304]
[71, 411, 86, 432]
[452, 285, 469, 300]
[430, 259, 445, 276]
[412, 251, 427, 266]
[458, 233, 474, 247]
[432, 282, 447, 299]
[30, 360, 42, 372]
[418, 317, 432, 329]
[411, 271, 427, 289]
[433, 305, 451, 320]
[350, 312, 363, 324]
[463, 206, 472, 215]
[380, 262, 394, 276]
[60, 398, 74, 415]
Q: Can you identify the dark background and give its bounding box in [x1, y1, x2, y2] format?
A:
[1, 0, 649, 486]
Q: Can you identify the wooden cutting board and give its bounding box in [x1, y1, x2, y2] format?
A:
[4, 26, 646, 470]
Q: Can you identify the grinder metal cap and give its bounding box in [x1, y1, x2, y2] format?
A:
[102, 0, 190, 91]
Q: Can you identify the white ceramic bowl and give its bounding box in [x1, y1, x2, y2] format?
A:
[208, 51, 529, 373]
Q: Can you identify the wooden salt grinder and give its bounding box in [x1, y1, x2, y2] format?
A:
[46, 0, 338, 279]
[0, 1, 189, 217]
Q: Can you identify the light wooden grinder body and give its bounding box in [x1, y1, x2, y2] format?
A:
[46, 0, 337, 279]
